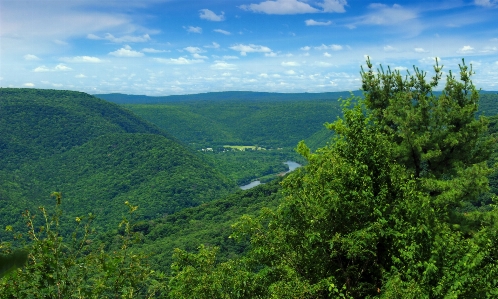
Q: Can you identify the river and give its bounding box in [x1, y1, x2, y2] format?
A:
[240, 161, 301, 190]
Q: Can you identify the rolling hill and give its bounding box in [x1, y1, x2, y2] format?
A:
[0, 88, 236, 234]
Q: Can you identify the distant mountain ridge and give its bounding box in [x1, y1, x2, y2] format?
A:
[95, 90, 498, 105]
[94, 90, 365, 104]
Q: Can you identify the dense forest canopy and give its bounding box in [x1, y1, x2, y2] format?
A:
[0, 88, 236, 235]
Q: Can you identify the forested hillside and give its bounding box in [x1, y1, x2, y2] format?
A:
[0, 88, 236, 234]
[120, 99, 343, 149]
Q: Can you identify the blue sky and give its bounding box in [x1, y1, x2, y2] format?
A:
[1, 0, 497, 95]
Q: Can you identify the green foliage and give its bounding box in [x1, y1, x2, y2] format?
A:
[0, 193, 165, 298]
[168, 59, 498, 298]
[133, 179, 283, 274]
[0, 88, 236, 237]
[122, 99, 343, 149]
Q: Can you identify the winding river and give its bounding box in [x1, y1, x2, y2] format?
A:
[240, 161, 301, 190]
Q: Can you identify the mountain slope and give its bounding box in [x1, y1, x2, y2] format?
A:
[0, 88, 236, 234]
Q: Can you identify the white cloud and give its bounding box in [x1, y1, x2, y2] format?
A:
[414, 47, 428, 53]
[205, 42, 220, 48]
[317, 0, 347, 13]
[315, 44, 343, 51]
[55, 64, 72, 71]
[192, 53, 208, 59]
[259, 73, 269, 78]
[282, 61, 300, 66]
[383, 45, 396, 51]
[230, 44, 272, 55]
[184, 46, 204, 54]
[222, 55, 239, 60]
[60, 56, 103, 63]
[265, 52, 277, 57]
[240, 0, 319, 15]
[185, 26, 202, 33]
[33, 64, 72, 72]
[475, 0, 498, 7]
[419, 56, 440, 65]
[285, 70, 296, 75]
[87, 33, 150, 43]
[142, 48, 169, 53]
[458, 45, 474, 53]
[199, 9, 225, 21]
[305, 19, 332, 26]
[75, 74, 87, 78]
[211, 61, 237, 70]
[24, 54, 40, 61]
[23, 83, 35, 87]
[154, 57, 203, 65]
[314, 61, 332, 67]
[300, 46, 311, 51]
[33, 66, 51, 72]
[480, 46, 497, 53]
[214, 29, 231, 35]
[352, 4, 417, 27]
[324, 52, 332, 57]
[109, 45, 144, 57]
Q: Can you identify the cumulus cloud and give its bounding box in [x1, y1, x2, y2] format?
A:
[457, 45, 474, 53]
[199, 9, 225, 21]
[265, 52, 277, 57]
[229, 44, 272, 55]
[24, 54, 40, 61]
[142, 48, 169, 53]
[184, 46, 205, 54]
[109, 45, 144, 57]
[211, 61, 237, 70]
[414, 47, 428, 53]
[24, 83, 35, 87]
[305, 19, 332, 26]
[240, 0, 347, 14]
[315, 44, 343, 51]
[240, 0, 319, 15]
[324, 52, 332, 57]
[192, 53, 208, 59]
[282, 61, 300, 66]
[222, 55, 239, 60]
[55, 64, 72, 71]
[214, 29, 231, 35]
[205, 42, 220, 48]
[60, 56, 103, 63]
[300, 46, 311, 51]
[154, 57, 203, 64]
[184, 26, 202, 33]
[87, 33, 151, 43]
[33, 64, 72, 72]
[285, 70, 296, 75]
[75, 74, 87, 78]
